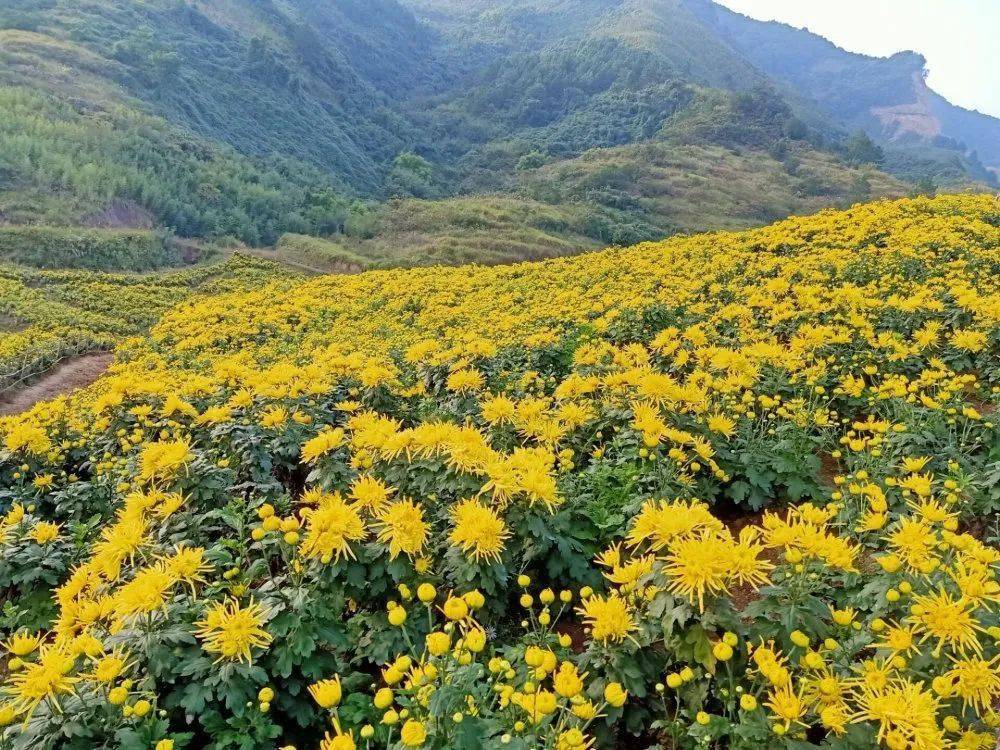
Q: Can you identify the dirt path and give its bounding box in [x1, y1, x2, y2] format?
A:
[0, 352, 113, 416]
[242, 249, 335, 276]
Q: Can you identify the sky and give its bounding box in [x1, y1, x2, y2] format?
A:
[715, 0, 1000, 118]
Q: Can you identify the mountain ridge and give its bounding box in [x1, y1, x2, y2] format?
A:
[0, 0, 992, 262]
[682, 0, 1000, 170]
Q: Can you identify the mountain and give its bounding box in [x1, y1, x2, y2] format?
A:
[0, 0, 442, 190]
[403, 0, 762, 90]
[0, 0, 991, 264]
[684, 0, 1000, 179]
[0, 25, 353, 244]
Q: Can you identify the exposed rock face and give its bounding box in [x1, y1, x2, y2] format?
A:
[871, 71, 942, 141]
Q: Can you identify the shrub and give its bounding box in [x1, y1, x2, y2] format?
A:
[0, 226, 177, 271]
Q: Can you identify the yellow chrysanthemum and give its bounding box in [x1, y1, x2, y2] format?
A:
[138, 439, 193, 483]
[906, 589, 983, 656]
[661, 531, 733, 611]
[2, 645, 78, 719]
[348, 475, 394, 514]
[299, 492, 367, 563]
[448, 498, 510, 563]
[849, 678, 946, 750]
[194, 598, 272, 664]
[301, 427, 346, 464]
[576, 593, 636, 643]
[374, 499, 429, 559]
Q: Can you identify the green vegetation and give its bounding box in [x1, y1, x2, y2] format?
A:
[290, 138, 908, 270]
[342, 196, 605, 266]
[0, 1, 420, 190]
[0, 227, 177, 271]
[843, 131, 886, 167]
[518, 141, 906, 235]
[0, 0, 994, 282]
[273, 234, 370, 272]
[884, 143, 999, 189]
[0, 79, 349, 245]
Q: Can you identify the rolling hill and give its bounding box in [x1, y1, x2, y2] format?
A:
[0, 0, 994, 269]
[685, 0, 1000, 174]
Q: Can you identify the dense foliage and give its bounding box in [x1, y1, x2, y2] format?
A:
[0, 0, 422, 191]
[0, 227, 175, 272]
[0, 84, 350, 246]
[0, 195, 998, 749]
[0, 0, 993, 255]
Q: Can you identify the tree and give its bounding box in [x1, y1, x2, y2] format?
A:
[910, 176, 937, 197]
[783, 117, 808, 141]
[845, 132, 885, 167]
[849, 172, 872, 203]
[515, 151, 548, 171]
[386, 152, 438, 199]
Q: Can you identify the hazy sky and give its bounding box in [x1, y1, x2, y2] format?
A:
[715, 0, 1000, 118]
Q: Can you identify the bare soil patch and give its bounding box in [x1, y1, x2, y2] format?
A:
[0, 351, 112, 416]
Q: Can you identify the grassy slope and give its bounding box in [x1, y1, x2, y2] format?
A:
[519, 142, 908, 233]
[341, 196, 604, 267]
[271, 234, 370, 272]
[285, 143, 908, 271]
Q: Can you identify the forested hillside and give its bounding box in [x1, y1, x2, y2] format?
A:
[0, 0, 994, 264]
[0, 26, 353, 245]
[0, 0, 433, 189]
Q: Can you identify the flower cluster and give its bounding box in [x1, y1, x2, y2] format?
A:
[0, 195, 997, 748]
[0, 254, 289, 388]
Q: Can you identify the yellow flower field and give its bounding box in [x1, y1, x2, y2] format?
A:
[0, 194, 998, 750]
[0, 255, 293, 390]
